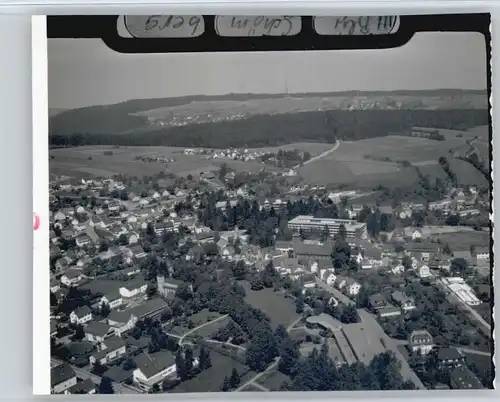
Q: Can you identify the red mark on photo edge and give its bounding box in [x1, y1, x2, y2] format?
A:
[33, 213, 40, 231]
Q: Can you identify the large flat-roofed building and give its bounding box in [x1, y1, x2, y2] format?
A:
[306, 314, 343, 333]
[288, 215, 368, 239]
[340, 322, 387, 365]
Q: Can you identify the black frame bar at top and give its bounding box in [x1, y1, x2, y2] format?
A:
[47, 13, 490, 53]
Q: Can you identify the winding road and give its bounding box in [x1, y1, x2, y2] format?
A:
[178, 314, 229, 346]
[293, 140, 341, 170]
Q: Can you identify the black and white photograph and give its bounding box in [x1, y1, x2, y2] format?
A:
[44, 14, 493, 395]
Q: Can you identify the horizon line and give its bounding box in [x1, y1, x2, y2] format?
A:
[49, 87, 488, 111]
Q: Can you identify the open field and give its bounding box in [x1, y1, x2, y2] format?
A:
[333, 136, 466, 163]
[240, 281, 299, 329]
[436, 231, 490, 251]
[256, 370, 291, 391]
[171, 349, 256, 393]
[463, 352, 494, 388]
[297, 133, 490, 188]
[49, 143, 329, 179]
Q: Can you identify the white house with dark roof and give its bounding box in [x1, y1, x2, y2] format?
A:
[319, 269, 336, 286]
[50, 278, 61, 293]
[75, 234, 92, 247]
[85, 322, 115, 343]
[65, 378, 96, 395]
[133, 350, 199, 391]
[452, 250, 473, 264]
[51, 363, 77, 394]
[391, 291, 416, 312]
[61, 269, 84, 287]
[99, 291, 123, 309]
[69, 306, 92, 325]
[108, 310, 138, 336]
[474, 246, 490, 260]
[363, 247, 383, 267]
[119, 279, 147, 298]
[89, 336, 127, 366]
[408, 329, 434, 355]
[133, 351, 177, 391]
[417, 264, 431, 279]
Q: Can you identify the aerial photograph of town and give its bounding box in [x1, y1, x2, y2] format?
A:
[47, 29, 493, 394]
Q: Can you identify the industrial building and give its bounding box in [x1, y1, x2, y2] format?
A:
[442, 277, 481, 306]
[288, 215, 368, 239]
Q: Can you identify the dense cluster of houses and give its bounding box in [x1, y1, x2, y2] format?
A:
[49, 174, 489, 394]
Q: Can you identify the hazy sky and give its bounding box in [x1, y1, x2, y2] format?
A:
[48, 32, 488, 110]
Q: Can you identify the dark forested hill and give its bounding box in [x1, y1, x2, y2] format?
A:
[49, 108, 489, 149]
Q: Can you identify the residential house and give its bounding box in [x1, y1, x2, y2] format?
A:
[51, 363, 77, 394]
[89, 215, 104, 228]
[196, 231, 214, 244]
[85, 322, 115, 344]
[391, 264, 405, 275]
[437, 347, 466, 370]
[65, 379, 97, 395]
[100, 291, 123, 309]
[452, 250, 473, 264]
[108, 310, 138, 336]
[110, 225, 127, 238]
[344, 278, 361, 296]
[302, 274, 317, 290]
[133, 350, 179, 391]
[360, 259, 373, 270]
[101, 217, 114, 229]
[474, 246, 490, 260]
[120, 266, 141, 278]
[129, 244, 147, 259]
[69, 306, 92, 325]
[350, 204, 364, 218]
[50, 278, 61, 294]
[368, 294, 387, 311]
[377, 304, 402, 318]
[295, 242, 333, 261]
[54, 211, 67, 222]
[319, 269, 336, 286]
[391, 225, 405, 240]
[72, 219, 88, 233]
[417, 264, 431, 279]
[50, 244, 62, 260]
[61, 269, 84, 287]
[155, 221, 174, 236]
[274, 257, 302, 276]
[221, 246, 236, 261]
[450, 367, 484, 389]
[128, 232, 140, 244]
[391, 291, 416, 312]
[89, 336, 127, 366]
[119, 279, 148, 298]
[363, 247, 382, 268]
[428, 256, 451, 273]
[107, 201, 120, 212]
[75, 233, 91, 247]
[129, 297, 169, 321]
[408, 330, 434, 355]
[336, 276, 361, 296]
[157, 276, 190, 299]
